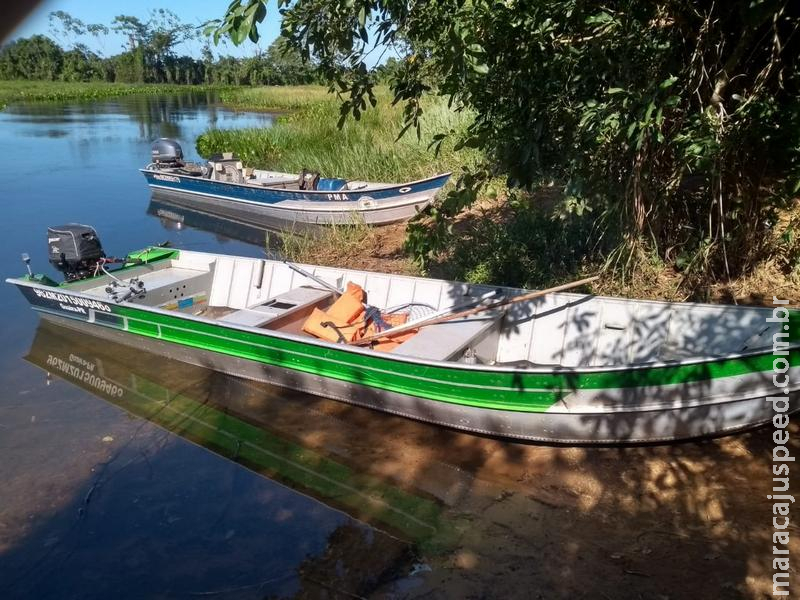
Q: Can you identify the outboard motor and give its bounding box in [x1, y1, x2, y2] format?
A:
[47, 224, 105, 282]
[151, 138, 184, 166]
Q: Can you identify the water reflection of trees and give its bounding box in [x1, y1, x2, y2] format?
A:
[5, 91, 222, 142]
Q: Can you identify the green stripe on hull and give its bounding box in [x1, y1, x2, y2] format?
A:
[113, 306, 800, 414]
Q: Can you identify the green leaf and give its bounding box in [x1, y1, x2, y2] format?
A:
[659, 76, 677, 89]
[585, 12, 613, 25]
[643, 101, 655, 123]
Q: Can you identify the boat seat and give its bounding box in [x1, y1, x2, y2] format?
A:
[218, 286, 334, 329]
[391, 312, 502, 361]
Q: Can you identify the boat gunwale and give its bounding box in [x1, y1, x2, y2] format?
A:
[7, 274, 798, 379]
[139, 167, 452, 196]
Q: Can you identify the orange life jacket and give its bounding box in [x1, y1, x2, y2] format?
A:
[301, 282, 419, 350]
[302, 282, 366, 343]
[302, 307, 365, 343]
[327, 282, 365, 323]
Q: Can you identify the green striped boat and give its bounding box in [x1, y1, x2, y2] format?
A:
[8, 246, 799, 444]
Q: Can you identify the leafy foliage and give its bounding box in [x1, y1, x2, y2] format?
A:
[212, 0, 800, 282]
[0, 35, 63, 80]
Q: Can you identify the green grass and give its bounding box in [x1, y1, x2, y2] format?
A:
[217, 85, 335, 111]
[272, 220, 369, 263]
[199, 85, 480, 182]
[0, 80, 225, 109]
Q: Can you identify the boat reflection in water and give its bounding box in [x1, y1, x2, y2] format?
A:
[148, 194, 275, 247]
[26, 317, 466, 569]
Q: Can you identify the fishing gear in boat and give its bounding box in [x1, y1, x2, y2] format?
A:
[283, 260, 391, 335]
[104, 276, 146, 303]
[283, 260, 342, 296]
[93, 257, 147, 303]
[283, 259, 445, 336]
[287, 256, 505, 346]
[298, 169, 321, 191]
[351, 275, 600, 346]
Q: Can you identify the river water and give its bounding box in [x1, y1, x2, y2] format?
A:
[0, 93, 796, 599]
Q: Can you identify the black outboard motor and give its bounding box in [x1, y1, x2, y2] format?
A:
[47, 224, 105, 282]
[151, 138, 184, 166]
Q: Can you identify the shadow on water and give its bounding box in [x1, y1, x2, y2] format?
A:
[6, 313, 798, 598]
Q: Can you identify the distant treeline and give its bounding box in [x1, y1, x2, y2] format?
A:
[0, 34, 320, 86]
[0, 10, 329, 86]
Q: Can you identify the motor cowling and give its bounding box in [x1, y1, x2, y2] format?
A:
[47, 224, 105, 282]
[151, 138, 184, 166]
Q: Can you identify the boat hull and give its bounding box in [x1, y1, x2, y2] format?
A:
[141, 170, 450, 228]
[10, 276, 799, 445]
[40, 314, 799, 444]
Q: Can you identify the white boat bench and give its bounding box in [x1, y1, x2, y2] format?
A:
[392, 313, 502, 361]
[218, 286, 333, 329]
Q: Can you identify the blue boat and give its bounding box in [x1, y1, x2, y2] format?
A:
[140, 139, 450, 230]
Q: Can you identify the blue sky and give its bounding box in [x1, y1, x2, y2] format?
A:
[11, 0, 282, 58]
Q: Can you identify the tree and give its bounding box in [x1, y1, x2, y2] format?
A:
[211, 1, 800, 279]
[373, 56, 402, 84]
[112, 10, 197, 82]
[0, 35, 63, 80]
[49, 10, 109, 50]
[61, 44, 109, 82]
[263, 36, 316, 84]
